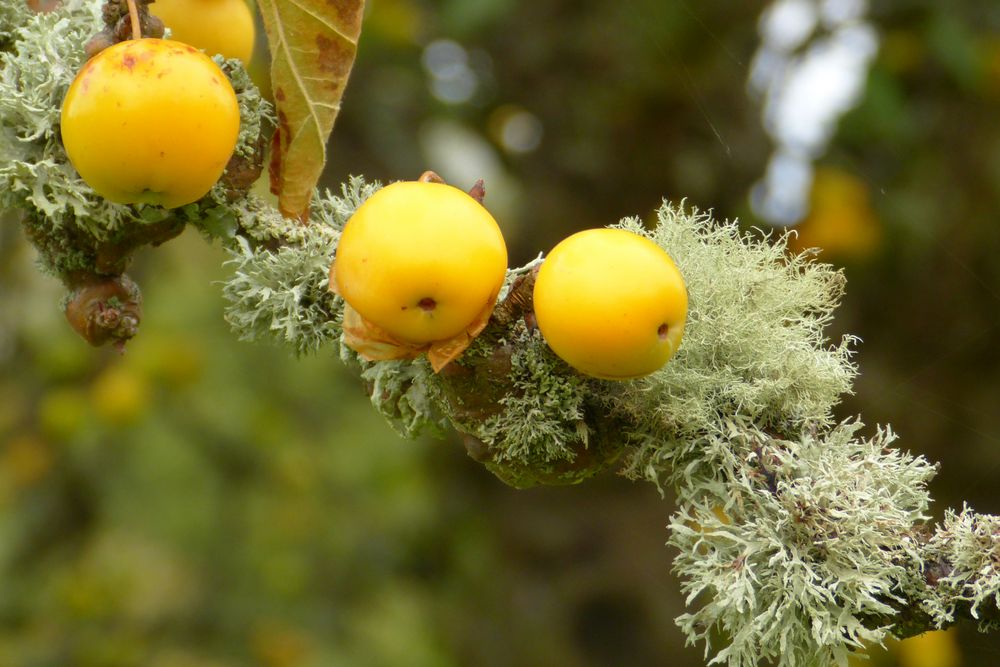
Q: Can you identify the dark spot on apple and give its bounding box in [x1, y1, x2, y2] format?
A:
[418, 298, 437, 312]
[122, 54, 136, 71]
[77, 62, 95, 93]
[657, 323, 669, 340]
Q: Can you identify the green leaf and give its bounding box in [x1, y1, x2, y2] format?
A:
[257, 0, 365, 221]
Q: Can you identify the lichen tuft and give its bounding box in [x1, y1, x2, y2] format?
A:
[613, 204, 857, 486]
[669, 419, 936, 666]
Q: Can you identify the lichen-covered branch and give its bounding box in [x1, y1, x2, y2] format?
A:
[5, 3, 1000, 666]
[219, 181, 1000, 663]
[922, 509, 1000, 631]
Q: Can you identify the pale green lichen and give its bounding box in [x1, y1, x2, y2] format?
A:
[220, 179, 379, 355]
[0, 1, 112, 242]
[670, 419, 936, 667]
[312, 176, 383, 233]
[923, 508, 1000, 631]
[612, 207, 857, 486]
[222, 230, 342, 356]
[477, 326, 588, 466]
[0, 3, 32, 52]
[355, 357, 448, 439]
[218, 56, 274, 161]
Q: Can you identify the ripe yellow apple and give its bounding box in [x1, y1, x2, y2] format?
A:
[60, 38, 240, 209]
[333, 181, 508, 345]
[533, 228, 688, 380]
[150, 0, 256, 63]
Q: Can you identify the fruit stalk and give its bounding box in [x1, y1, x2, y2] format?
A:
[125, 0, 140, 40]
[87, 0, 164, 58]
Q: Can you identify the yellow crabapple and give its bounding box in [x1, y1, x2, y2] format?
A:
[150, 0, 256, 63]
[333, 181, 508, 345]
[533, 228, 687, 380]
[60, 38, 240, 209]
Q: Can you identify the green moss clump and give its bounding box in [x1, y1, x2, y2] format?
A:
[438, 319, 614, 488]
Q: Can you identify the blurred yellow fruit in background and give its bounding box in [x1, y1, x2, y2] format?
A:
[896, 629, 961, 667]
[132, 335, 205, 389]
[365, 0, 423, 46]
[251, 621, 313, 667]
[789, 167, 882, 261]
[91, 366, 153, 426]
[1, 433, 54, 490]
[38, 387, 88, 441]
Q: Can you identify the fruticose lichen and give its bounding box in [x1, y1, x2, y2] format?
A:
[923, 508, 1000, 631]
[610, 209, 857, 487]
[669, 419, 937, 666]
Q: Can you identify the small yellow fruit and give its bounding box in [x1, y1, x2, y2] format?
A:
[334, 181, 508, 345]
[38, 387, 88, 441]
[2, 434, 54, 489]
[91, 366, 152, 426]
[150, 0, 256, 63]
[895, 629, 961, 667]
[533, 228, 687, 380]
[60, 38, 240, 209]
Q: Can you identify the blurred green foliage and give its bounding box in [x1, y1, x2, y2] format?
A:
[4, 0, 1000, 665]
